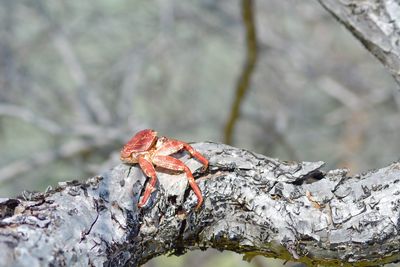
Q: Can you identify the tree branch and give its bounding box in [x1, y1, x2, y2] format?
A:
[0, 103, 63, 134]
[1, 143, 399, 266]
[318, 0, 400, 85]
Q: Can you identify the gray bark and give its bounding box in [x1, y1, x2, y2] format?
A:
[318, 0, 400, 84]
[1, 143, 400, 266]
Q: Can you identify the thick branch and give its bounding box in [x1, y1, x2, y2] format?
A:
[318, 0, 400, 84]
[1, 143, 399, 266]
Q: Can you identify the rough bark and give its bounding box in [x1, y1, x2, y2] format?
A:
[1, 143, 399, 266]
[318, 0, 400, 84]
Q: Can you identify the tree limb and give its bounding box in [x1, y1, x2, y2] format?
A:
[0, 103, 63, 135]
[1, 143, 399, 266]
[318, 0, 400, 85]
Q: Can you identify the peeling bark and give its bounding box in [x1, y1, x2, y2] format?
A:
[318, 0, 400, 84]
[1, 143, 399, 266]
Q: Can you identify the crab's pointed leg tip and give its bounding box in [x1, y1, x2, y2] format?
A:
[195, 202, 203, 211]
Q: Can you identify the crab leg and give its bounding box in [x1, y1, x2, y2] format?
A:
[181, 143, 208, 171]
[156, 139, 208, 170]
[137, 156, 158, 208]
[153, 155, 203, 209]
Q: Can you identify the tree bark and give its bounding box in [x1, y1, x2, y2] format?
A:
[1, 143, 400, 266]
[318, 0, 400, 84]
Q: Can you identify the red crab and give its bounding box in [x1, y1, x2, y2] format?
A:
[120, 129, 209, 209]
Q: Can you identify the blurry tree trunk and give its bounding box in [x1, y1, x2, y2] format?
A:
[224, 0, 258, 145]
[1, 143, 400, 266]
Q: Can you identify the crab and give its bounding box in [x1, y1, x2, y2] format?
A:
[120, 129, 209, 209]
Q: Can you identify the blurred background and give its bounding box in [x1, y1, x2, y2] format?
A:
[1, 1, 399, 266]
